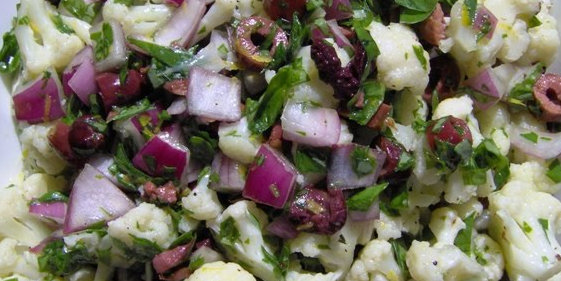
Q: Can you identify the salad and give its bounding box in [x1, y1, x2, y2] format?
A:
[0, 0, 561, 280]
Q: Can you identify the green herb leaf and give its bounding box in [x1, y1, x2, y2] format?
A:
[546, 159, 561, 183]
[262, 245, 290, 280]
[0, 29, 21, 74]
[347, 81, 385, 125]
[61, 0, 101, 24]
[51, 14, 75, 34]
[350, 146, 377, 178]
[91, 22, 114, 61]
[399, 7, 433, 23]
[38, 240, 96, 276]
[352, 12, 380, 81]
[36, 191, 69, 203]
[219, 217, 241, 247]
[390, 239, 410, 279]
[522, 221, 533, 233]
[347, 183, 388, 211]
[129, 38, 195, 67]
[395, 0, 437, 12]
[189, 256, 205, 271]
[112, 143, 165, 190]
[539, 218, 550, 242]
[461, 138, 510, 187]
[463, 0, 477, 25]
[412, 45, 427, 70]
[293, 146, 330, 174]
[528, 16, 542, 28]
[107, 98, 153, 122]
[248, 59, 309, 134]
[454, 212, 476, 255]
[169, 232, 195, 249]
[507, 63, 544, 111]
[521, 131, 539, 143]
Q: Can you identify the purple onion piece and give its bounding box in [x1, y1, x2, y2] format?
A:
[68, 58, 98, 105]
[326, 20, 352, 48]
[186, 67, 242, 122]
[324, 0, 353, 20]
[29, 201, 67, 225]
[466, 68, 504, 110]
[266, 215, 299, 239]
[132, 124, 190, 180]
[13, 69, 65, 124]
[64, 164, 135, 234]
[327, 143, 386, 190]
[88, 154, 121, 187]
[154, 0, 206, 47]
[29, 230, 63, 254]
[243, 144, 298, 208]
[281, 101, 341, 147]
[210, 152, 246, 193]
[473, 6, 498, 40]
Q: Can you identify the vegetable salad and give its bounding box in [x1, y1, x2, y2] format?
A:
[1, 0, 561, 280]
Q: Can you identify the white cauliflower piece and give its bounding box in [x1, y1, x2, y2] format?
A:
[475, 102, 511, 155]
[19, 123, 67, 175]
[407, 175, 443, 208]
[406, 241, 488, 281]
[0, 238, 44, 280]
[178, 213, 201, 233]
[367, 22, 430, 95]
[429, 207, 467, 246]
[437, 169, 478, 204]
[207, 200, 276, 281]
[182, 169, 223, 220]
[289, 46, 338, 109]
[21, 173, 66, 201]
[107, 203, 176, 249]
[186, 261, 256, 281]
[497, 19, 531, 63]
[337, 121, 353, 145]
[517, 2, 560, 66]
[63, 230, 104, 256]
[392, 90, 428, 126]
[15, 0, 86, 77]
[509, 161, 561, 194]
[218, 117, 263, 164]
[473, 234, 505, 281]
[488, 180, 561, 281]
[286, 270, 340, 281]
[233, 0, 264, 19]
[289, 218, 376, 279]
[191, 0, 236, 44]
[347, 239, 404, 281]
[432, 96, 473, 121]
[0, 185, 51, 247]
[190, 245, 225, 265]
[102, 0, 174, 42]
[374, 207, 421, 241]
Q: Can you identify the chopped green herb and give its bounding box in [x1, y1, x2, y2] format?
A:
[454, 212, 476, 255]
[51, 14, 75, 34]
[391, 239, 410, 279]
[91, 22, 114, 61]
[261, 246, 290, 280]
[61, 0, 101, 24]
[547, 159, 561, 183]
[219, 217, 241, 247]
[522, 221, 533, 233]
[520, 132, 539, 143]
[346, 183, 388, 211]
[36, 191, 69, 203]
[350, 146, 376, 178]
[293, 146, 330, 174]
[0, 29, 21, 74]
[412, 45, 427, 70]
[347, 81, 385, 125]
[189, 256, 205, 271]
[107, 98, 152, 122]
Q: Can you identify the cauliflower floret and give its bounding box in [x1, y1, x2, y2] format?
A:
[436, 169, 478, 204]
[286, 270, 340, 281]
[289, 218, 377, 280]
[107, 203, 176, 249]
[182, 169, 223, 220]
[347, 239, 404, 281]
[374, 207, 421, 240]
[21, 173, 66, 201]
[367, 22, 430, 95]
[15, 0, 86, 77]
[509, 161, 561, 194]
[488, 180, 561, 281]
[517, 2, 560, 66]
[432, 96, 473, 121]
[473, 234, 505, 281]
[102, 0, 174, 42]
[207, 200, 276, 281]
[63, 230, 104, 256]
[392, 90, 428, 126]
[406, 241, 488, 281]
[0, 185, 51, 247]
[429, 207, 467, 246]
[186, 261, 256, 281]
[0, 238, 44, 280]
[407, 175, 443, 208]
[19, 123, 67, 175]
[218, 117, 263, 164]
[497, 19, 531, 62]
[190, 245, 225, 265]
[289, 46, 338, 109]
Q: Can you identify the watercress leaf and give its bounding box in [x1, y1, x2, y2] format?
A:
[347, 80, 385, 125]
[454, 212, 476, 255]
[0, 29, 21, 74]
[346, 182, 389, 211]
[248, 59, 309, 134]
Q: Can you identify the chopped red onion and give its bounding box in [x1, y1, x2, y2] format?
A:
[349, 197, 380, 221]
[324, 0, 353, 20]
[243, 144, 298, 208]
[29, 230, 63, 254]
[29, 201, 67, 225]
[186, 67, 242, 122]
[154, 0, 206, 47]
[64, 164, 135, 234]
[266, 215, 299, 239]
[473, 6, 498, 40]
[466, 68, 504, 110]
[210, 152, 246, 193]
[68, 57, 98, 106]
[62, 46, 94, 96]
[326, 20, 352, 48]
[13, 69, 65, 124]
[281, 101, 340, 147]
[509, 124, 561, 160]
[132, 124, 190, 180]
[92, 20, 128, 72]
[88, 154, 121, 187]
[327, 143, 386, 190]
[152, 240, 195, 274]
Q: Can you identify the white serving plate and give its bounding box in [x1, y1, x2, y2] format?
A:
[0, 1, 560, 189]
